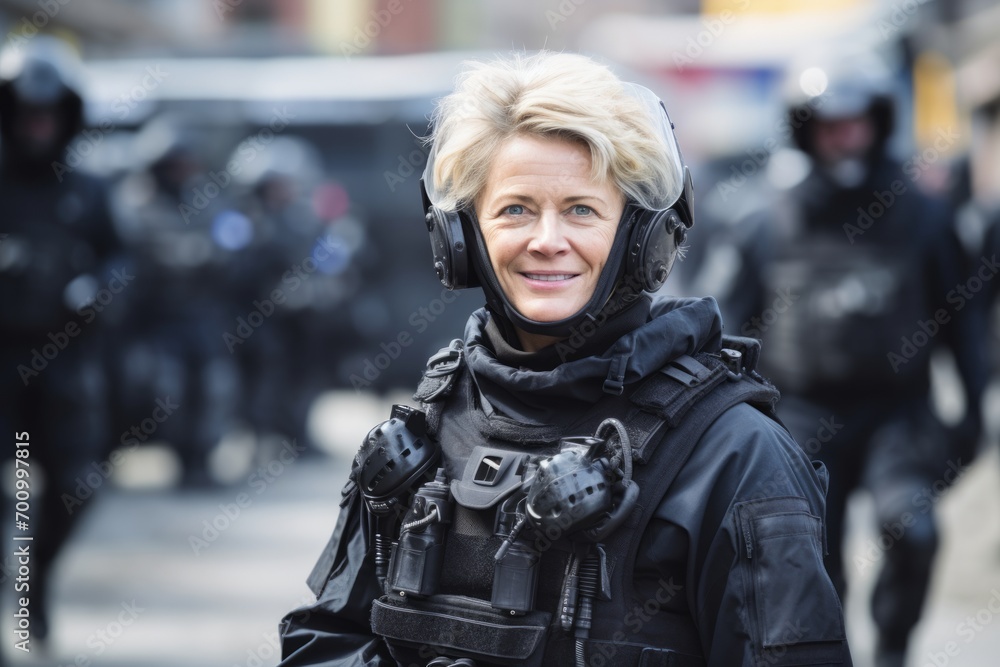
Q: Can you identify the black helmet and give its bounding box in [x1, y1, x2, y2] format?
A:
[233, 135, 323, 189]
[0, 35, 85, 149]
[783, 49, 896, 159]
[420, 83, 694, 340]
[131, 111, 209, 198]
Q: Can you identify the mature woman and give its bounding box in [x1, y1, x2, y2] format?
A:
[279, 52, 851, 667]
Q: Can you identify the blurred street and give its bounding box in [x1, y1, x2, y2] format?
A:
[1, 393, 998, 667]
[2, 447, 348, 667]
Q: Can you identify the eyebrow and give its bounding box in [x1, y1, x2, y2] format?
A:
[488, 192, 611, 207]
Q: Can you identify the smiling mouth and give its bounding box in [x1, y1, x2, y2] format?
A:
[522, 273, 576, 281]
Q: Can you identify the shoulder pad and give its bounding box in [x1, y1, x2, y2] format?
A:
[413, 339, 464, 404]
[630, 353, 729, 428]
[628, 349, 780, 463]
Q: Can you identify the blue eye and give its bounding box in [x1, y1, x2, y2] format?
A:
[572, 205, 593, 215]
[505, 204, 525, 215]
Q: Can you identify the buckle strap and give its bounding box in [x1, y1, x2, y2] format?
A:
[630, 354, 728, 428]
[414, 339, 465, 404]
[719, 334, 763, 373]
[426, 340, 464, 378]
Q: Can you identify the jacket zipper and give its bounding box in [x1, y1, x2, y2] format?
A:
[737, 506, 753, 559]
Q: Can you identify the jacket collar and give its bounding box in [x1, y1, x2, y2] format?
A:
[463, 295, 724, 426]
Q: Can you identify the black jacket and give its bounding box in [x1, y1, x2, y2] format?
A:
[279, 296, 851, 666]
[718, 159, 988, 408]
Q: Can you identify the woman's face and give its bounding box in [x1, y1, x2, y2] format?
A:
[476, 134, 624, 347]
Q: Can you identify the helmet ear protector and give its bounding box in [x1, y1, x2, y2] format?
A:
[420, 165, 693, 296]
[422, 179, 477, 291]
[625, 166, 693, 294]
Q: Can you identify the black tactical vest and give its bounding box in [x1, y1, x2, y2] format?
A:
[369, 336, 781, 667]
[758, 185, 930, 395]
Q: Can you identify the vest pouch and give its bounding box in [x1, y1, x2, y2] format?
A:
[371, 593, 551, 667]
[386, 468, 453, 598]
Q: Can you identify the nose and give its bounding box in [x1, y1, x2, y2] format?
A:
[526, 209, 570, 256]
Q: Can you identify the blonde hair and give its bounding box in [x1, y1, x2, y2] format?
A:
[427, 51, 680, 212]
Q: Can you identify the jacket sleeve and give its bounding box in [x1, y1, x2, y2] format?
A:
[278, 480, 394, 667]
[656, 404, 853, 667]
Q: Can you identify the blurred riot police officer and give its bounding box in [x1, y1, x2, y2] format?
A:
[227, 135, 356, 454]
[0, 36, 122, 642]
[718, 50, 988, 667]
[109, 113, 245, 487]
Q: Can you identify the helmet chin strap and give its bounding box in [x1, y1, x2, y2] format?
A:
[469, 205, 643, 342]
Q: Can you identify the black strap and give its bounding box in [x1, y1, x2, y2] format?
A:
[593, 349, 781, 652]
[371, 594, 551, 667]
[414, 339, 464, 404]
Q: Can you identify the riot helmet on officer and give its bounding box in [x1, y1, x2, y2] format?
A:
[783, 48, 897, 188]
[0, 35, 85, 168]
